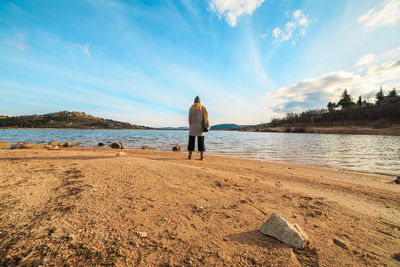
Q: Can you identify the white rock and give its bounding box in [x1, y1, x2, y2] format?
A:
[117, 152, 126, 157]
[259, 213, 308, 249]
[136, 231, 147, 238]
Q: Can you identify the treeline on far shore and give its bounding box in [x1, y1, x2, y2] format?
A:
[244, 87, 400, 131]
[0, 111, 151, 129]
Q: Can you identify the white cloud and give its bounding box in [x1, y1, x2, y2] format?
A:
[267, 56, 400, 113]
[3, 33, 29, 50]
[355, 46, 400, 70]
[272, 28, 281, 39]
[293, 10, 301, 18]
[265, 10, 311, 43]
[358, 0, 400, 29]
[75, 43, 90, 57]
[83, 44, 90, 57]
[355, 53, 375, 67]
[209, 0, 265, 27]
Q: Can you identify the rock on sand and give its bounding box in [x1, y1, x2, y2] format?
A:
[63, 142, 80, 147]
[110, 142, 124, 149]
[259, 213, 308, 249]
[172, 144, 181, 151]
[48, 140, 58, 147]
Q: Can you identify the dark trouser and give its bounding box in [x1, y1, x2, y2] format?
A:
[188, 136, 205, 151]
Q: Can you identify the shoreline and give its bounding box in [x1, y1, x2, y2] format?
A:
[240, 125, 400, 136]
[84, 147, 400, 178]
[1, 142, 399, 177]
[1, 148, 399, 265]
[2, 125, 400, 136]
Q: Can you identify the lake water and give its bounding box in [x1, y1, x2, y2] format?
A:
[1, 129, 399, 176]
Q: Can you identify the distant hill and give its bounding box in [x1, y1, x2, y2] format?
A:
[210, 124, 241, 130]
[239, 94, 400, 134]
[0, 111, 151, 129]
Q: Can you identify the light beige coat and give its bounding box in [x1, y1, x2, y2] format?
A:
[188, 105, 205, 136]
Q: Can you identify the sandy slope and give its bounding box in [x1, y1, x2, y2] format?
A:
[0, 148, 399, 266]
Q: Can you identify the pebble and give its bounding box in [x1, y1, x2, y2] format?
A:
[136, 231, 148, 238]
[223, 205, 237, 209]
[194, 206, 204, 212]
[161, 217, 168, 221]
[117, 152, 126, 157]
[184, 259, 193, 265]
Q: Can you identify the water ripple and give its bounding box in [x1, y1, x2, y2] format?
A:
[1, 129, 399, 176]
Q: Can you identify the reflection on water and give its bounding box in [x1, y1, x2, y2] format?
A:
[1, 129, 399, 176]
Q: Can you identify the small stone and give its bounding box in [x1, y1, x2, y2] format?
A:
[260, 213, 308, 249]
[172, 144, 181, 151]
[394, 176, 400, 184]
[136, 231, 147, 238]
[98, 143, 104, 147]
[110, 142, 123, 149]
[48, 140, 58, 146]
[223, 205, 237, 210]
[117, 152, 126, 157]
[194, 206, 204, 212]
[64, 142, 80, 147]
[215, 181, 222, 187]
[53, 146, 59, 150]
[161, 217, 168, 221]
[184, 259, 193, 265]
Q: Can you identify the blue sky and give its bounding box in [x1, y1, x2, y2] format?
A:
[1, 0, 400, 127]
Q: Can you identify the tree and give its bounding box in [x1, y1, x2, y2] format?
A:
[376, 86, 384, 104]
[388, 88, 398, 97]
[327, 101, 336, 112]
[357, 96, 362, 106]
[337, 89, 354, 108]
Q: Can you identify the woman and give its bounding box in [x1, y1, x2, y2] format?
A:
[188, 96, 209, 160]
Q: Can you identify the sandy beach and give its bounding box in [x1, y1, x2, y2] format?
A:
[0, 148, 399, 266]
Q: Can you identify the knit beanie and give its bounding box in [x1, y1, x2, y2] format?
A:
[194, 96, 201, 103]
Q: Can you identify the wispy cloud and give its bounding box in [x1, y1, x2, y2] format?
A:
[358, 0, 400, 29]
[355, 46, 400, 70]
[75, 43, 90, 57]
[3, 33, 29, 50]
[209, 0, 265, 27]
[264, 10, 311, 44]
[267, 54, 400, 113]
[355, 53, 375, 68]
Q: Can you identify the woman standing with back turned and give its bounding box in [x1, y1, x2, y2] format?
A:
[188, 96, 209, 160]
